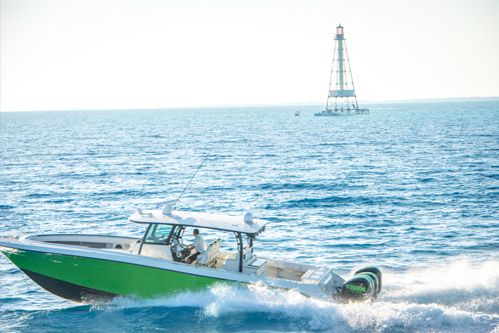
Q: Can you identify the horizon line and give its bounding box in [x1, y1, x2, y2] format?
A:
[1, 96, 498, 113]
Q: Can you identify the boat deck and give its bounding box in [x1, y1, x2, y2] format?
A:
[23, 234, 327, 284]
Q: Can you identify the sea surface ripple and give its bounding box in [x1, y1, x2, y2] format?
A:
[1, 101, 498, 332]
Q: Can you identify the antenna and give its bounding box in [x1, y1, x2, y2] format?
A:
[178, 148, 214, 200]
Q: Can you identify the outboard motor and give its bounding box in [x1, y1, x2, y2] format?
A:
[355, 266, 382, 293]
[341, 266, 382, 302]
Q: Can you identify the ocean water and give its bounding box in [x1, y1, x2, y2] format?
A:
[0, 101, 498, 332]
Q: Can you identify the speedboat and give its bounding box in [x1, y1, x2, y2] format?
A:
[0, 200, 382, 303]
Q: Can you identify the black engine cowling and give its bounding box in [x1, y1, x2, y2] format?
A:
[341, 266, 382, 302]
[355, 266, 382, 292]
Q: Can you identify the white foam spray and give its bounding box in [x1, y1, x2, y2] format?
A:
[102, 259, 499, 332]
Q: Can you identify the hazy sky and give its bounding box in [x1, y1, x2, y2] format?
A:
[2, 0, 498, 111]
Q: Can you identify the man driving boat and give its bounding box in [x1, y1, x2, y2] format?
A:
[185, 229, 206, 264]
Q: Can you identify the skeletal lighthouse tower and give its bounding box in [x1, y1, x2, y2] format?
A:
[316, 24, 368, 116]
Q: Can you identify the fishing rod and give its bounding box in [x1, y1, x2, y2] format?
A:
[178, 148, 214, 200]
[154, 148, 214, 210]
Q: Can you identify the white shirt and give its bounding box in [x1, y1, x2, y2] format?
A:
[192, 235, 206, 253]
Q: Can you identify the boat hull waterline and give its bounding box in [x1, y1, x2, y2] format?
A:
[1, 247, 222, 302]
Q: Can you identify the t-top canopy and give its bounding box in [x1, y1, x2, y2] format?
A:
[129, 209, 269, 237]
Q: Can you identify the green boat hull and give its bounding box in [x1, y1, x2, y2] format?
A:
[1, 248, 224, 302]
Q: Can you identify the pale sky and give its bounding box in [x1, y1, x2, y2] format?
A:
[1, 0, 498, 111]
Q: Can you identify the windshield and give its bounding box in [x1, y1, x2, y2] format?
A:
[144, 224, 173, 244]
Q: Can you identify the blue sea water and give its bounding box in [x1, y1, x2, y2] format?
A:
[0, 101, 498, 332]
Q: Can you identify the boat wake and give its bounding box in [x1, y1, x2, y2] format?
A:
[92, 259, 499, 333]
[2, 259, 498, 333]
